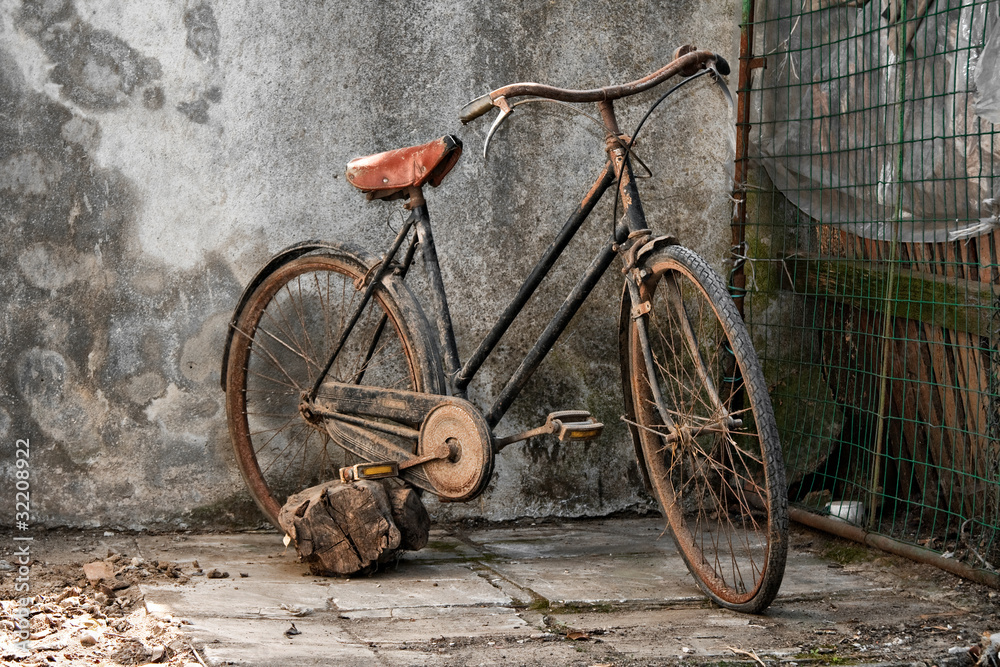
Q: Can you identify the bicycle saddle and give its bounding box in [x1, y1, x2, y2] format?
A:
[346, 135, 463, 200]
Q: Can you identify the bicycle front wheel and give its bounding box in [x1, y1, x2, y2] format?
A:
[224, 249, 442, 528]
[624, 244, 787, 613]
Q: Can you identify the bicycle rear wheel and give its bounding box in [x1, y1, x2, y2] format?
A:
[623, 244, 787, 613]
[224, 248, 442, 528]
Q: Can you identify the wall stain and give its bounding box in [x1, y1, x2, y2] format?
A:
[17, 0, 163, 111]
[177, 98, 210, 124]
[184, 3, 220, 61]
[0, 15, 243, 527]
[177, 2, 222, 123]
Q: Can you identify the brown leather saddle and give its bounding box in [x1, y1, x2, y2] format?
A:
[345, 135, 463, 201]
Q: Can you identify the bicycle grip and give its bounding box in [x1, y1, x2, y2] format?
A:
[460, 94, 494, 124]
[713, 55, 731, 76]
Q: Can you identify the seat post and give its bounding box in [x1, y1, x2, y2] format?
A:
[404, 185, 425, 210]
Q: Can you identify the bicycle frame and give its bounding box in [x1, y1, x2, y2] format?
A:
[314, 98, 656, 430]
[223, 49, 788, 611]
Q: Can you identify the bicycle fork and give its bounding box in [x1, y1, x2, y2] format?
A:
[603, 100, 741, 449]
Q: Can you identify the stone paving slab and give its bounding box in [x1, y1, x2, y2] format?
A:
[327, 561, 511, 611]
[466, 516, 879, 604]
[180, 616, 376, 666]
[556, 606, 804, 661]
[487, 552, 705, 605]
[135, 519, 964, 666]
[342, 606, 529, 638]
[144, 579, 335, 619]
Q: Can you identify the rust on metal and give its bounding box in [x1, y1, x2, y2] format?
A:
[730, 3, 757, 316]
[418, 403, 493, 501]
[672, 44, 701, 76]
[581, 160, 614, 209]
[487, 49, 721, 104]
[619, 166, 633, 211]
[403, 185, 425, 210]
[789, 506, 1000, 589]
[631, 300, 652, 318]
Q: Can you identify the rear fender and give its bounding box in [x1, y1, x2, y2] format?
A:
[219, 239, 443, 394]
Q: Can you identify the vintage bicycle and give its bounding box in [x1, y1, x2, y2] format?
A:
[220, 46, 788, 613]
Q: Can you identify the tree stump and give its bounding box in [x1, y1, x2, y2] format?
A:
[278, 478, 430, 576]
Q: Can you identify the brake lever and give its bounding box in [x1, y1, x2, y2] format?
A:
[483, 96, 513, 159]
[708, 63, 734, 112]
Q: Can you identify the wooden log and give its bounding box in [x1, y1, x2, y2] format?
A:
[278, 478, 430, 577]
[388, 482, 430, 551]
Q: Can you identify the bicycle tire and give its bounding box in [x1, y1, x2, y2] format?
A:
[224, 248, 443, 528]
[623, 244, 787, 613]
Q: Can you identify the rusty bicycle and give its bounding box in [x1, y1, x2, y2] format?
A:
[221, 46, 788, 613]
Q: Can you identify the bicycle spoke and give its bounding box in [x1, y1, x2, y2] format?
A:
[262, 292, 322, 379]
[289, 275, 322, 370]
[236, 329, 304, 392]
[246, 368, 301, 393]
[249, 324, 316, 389]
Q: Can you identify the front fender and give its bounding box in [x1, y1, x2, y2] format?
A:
[619, 280, 652, 494]
[618, 234, 680, 493]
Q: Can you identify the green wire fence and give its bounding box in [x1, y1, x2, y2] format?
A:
[734, 0, 1000, 581]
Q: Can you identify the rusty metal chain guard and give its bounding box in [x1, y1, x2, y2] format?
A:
[313, 381, 494, 502]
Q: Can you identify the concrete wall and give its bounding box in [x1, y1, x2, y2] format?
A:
[0, 0, 738, 529]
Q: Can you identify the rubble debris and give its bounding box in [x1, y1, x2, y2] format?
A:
[279, 604, 314, 617]
[79, 629, 100, 646]
[83, 561, 114, 584]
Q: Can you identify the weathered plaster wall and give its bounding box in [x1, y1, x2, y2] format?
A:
[0, 0, 738, 528]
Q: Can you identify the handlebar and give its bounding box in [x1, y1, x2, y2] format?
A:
[460, 48, 729, 124]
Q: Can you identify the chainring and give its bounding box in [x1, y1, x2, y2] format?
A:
[418, 402, 494, 502]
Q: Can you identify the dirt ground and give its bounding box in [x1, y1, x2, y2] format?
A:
[1, 520, 998, 666]
[0, 529, 209, 666]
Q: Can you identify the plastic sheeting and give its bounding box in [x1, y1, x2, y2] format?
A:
[976, 3, 1000, 123]
[752, 0, 999, 242]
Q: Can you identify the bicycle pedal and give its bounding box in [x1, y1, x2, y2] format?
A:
[339, 461, 399, 483]
[494, 410, 604, 450]
[546, 411, 604, 442]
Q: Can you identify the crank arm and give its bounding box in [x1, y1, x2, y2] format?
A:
[323, 418, 439, 494]
[398, 439, 453, 470]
